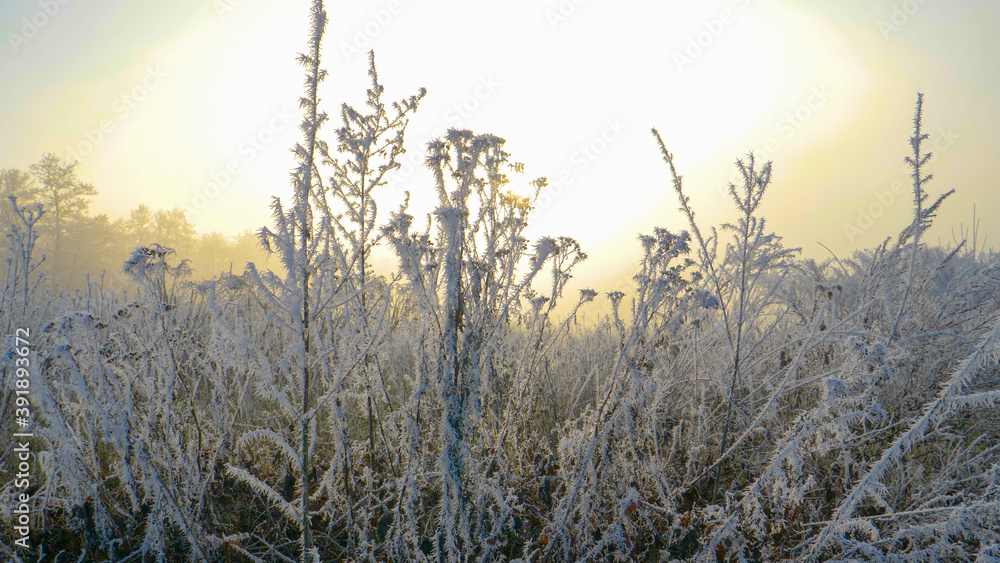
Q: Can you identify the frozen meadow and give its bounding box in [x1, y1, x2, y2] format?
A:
[1, 1, 1000, 561]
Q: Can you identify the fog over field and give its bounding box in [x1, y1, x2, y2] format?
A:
[1, 1, 999, 560]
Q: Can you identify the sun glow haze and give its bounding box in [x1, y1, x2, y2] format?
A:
[1, 0, 998, 293]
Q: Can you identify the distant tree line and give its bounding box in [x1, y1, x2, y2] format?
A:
[0, 153, 267, 287]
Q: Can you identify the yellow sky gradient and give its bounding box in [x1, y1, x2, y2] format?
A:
[1, 0, 997, 294]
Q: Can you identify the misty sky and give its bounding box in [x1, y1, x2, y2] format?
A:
[1, 0, 998, 291]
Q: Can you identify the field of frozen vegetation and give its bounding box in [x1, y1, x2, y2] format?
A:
[1, 1, 999, 561]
